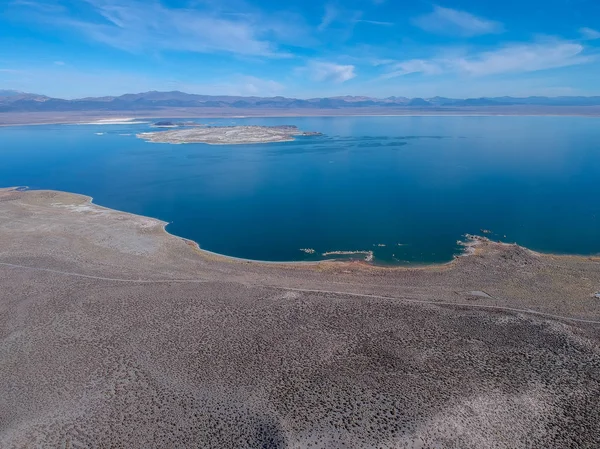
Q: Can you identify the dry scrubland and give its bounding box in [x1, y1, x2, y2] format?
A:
[1, 188, 600, 448]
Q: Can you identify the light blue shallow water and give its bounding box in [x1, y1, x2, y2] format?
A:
[1, 116, 599, 264]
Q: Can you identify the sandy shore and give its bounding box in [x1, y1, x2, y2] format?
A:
[2, 106, 600, 127]
[78, 118, 151, 125]
[1, 187, 599, 448]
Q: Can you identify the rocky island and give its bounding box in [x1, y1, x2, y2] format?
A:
[151, 120, 203, 128]
[137, 125, 322, 145]
[152, 121, 179, 127]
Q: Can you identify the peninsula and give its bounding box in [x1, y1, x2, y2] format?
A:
[1, 187, 599, 448]
[137, 125, 322, 145]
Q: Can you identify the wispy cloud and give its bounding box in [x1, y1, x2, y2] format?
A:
[356, 19, 393, 26]
[455, 42, 590, 76]
[306, 61, 356, 83]
[173, 75, 285, 97]
[233, 76, 285, 96]
[381, 59, 442, 79]
[317, 3, 390, 33]
[9, 0, 66, 13]
[413, 6, 503, 37]
[318, 4, 339, 32]
[580, 27, 600, 40]
[383, 41, 592, 78]
[11, 0, 297, 57]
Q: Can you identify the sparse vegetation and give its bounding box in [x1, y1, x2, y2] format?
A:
[137, 125, 322, 145]
[1, 188, 599, 448]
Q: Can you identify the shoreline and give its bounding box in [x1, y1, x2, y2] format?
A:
[5, 186, 598, 269]
[3, 187, 600, 447]
[0, 186, 486, 269]
[2, 109, 600, 127]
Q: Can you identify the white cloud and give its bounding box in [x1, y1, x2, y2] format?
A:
[307, 61, 356, 83]
[356, 19, 393, 26]
[580, 27, 600, 40]
[11, 0, 296, 58]
[317, 4, 390, 34]
[381, 59, 443, 78]
[53, 61, 65, 65]
[383, 41, 591, 78]
[318, 4, 338, 32]
[413, 6, 503, 37]
[235, 76, 285, 96]
[9, 0, 66, 13]
[454, 42, 589, 76]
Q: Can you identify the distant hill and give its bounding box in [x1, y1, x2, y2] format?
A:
[2, 90, 600, 112]
[0, 89, 50, 103]
[407, 98, 431, 107]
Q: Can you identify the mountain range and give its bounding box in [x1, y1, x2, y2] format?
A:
[2, 90, 600, 112]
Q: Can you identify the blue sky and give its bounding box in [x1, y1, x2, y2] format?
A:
[1, 0, 599, 98]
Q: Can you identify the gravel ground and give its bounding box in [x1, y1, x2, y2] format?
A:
[1, 188, 599, 448]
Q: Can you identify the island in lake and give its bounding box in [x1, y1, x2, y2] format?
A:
[151, 120, 203, 128]
[137, 125, 322, 145]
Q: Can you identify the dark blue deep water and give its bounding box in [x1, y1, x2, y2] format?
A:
[1, 116, 599, 264]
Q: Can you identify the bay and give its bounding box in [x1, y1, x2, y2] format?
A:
[1, 115, 599, 264]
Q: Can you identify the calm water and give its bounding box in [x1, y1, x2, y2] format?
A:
[1, 116, 599, 264]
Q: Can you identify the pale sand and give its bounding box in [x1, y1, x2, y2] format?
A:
[2, 106, 600, 127]
[78, 118, 150, 125]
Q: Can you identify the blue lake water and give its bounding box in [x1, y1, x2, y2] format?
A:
[1, 116, 599, 264]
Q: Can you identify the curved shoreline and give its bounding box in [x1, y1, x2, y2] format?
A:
[2, 110, 600, 127]
[2, 185, 600, 447]
[3, 186, 333, 267]
[4, 186, 599, 270]
[2, 186, 474, 269]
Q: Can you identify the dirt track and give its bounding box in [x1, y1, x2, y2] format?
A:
[1, 188, 599, 448]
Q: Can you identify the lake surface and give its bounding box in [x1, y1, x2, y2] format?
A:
[1, 116, 599, 264]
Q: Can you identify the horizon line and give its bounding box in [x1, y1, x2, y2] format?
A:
[2, 89, 600, 101]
